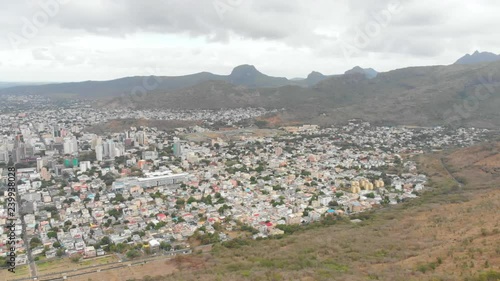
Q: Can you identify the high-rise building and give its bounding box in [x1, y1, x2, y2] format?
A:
[36, 157, 43, 172]
[91, 136, 102, 150]
[136, 131, 147, 145]
[63, 136, 78, 155]
[25, 144, 34, 159]
[96, 145, 103, 161]
[63, 140, 71, 155]
[173, 141, 182, 157]
[105, 140, 116, 158]
[53, 125, 61, 137]
[12, 145, 25, 163]
[114, 143, 124, 157]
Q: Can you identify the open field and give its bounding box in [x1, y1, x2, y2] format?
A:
[67, 258, 178, 281]
[36, 255, 119, 276]
[1, 264, 30, 280]
[2, 255, 118, 281]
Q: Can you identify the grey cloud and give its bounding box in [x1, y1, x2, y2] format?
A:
[1, 0, 500, 81]
[32, 47, 54, 60]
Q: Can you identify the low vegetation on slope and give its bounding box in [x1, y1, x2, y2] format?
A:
[128, 61, 500, 128]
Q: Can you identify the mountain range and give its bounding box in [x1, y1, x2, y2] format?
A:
[0, 65, 375, 98]
[2, 52, 500, 128]
[125, 60, 500, 128]
[344, 66, 378, 79]
[454, 50, 500, 65]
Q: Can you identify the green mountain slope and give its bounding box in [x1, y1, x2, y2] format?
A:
[129, 61, 500, 128]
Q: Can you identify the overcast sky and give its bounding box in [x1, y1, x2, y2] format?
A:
[0, 0, 499, 82]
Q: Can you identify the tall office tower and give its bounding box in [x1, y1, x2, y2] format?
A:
[104, 140, 116, 158]
[63, 138, 72, 154]
[12, 145, 25, 163]
[63, 136, 78, 154]
[71, 136, 78, 153]
[137, 131, 147, 145]
[36, 157, 43, 172]
[90, 136, 96, 149]
[53, 125, 61, 137]
[25, 144, 34, 158]
[173, 141, 182, 157]
[115, 143, 125, 157]
[96, 145, 103, 161]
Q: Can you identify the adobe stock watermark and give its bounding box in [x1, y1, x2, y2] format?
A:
[443, 71, 498, 128]
[103, 67, 164, 113]
[337, 1, 403, 62]
[7, 0, 71, 51]
[32, 42, 96, 66]
[213, 0, 244, 20]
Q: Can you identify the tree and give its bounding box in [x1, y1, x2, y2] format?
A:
[101, 236, 111, 245]
[394, 156, 402, 165]
[53, 241, 61, 248]
[187, 197, 197, 204]
[160, 242, 172, 251]
[328, 201, 339, 207]
[126, 250, 140, 259]
[56, 248, 65, 257]
[301, 170, 311, 176]
[255, 120, 268, 128]
[70, 254, 82, 263]
[47, 231, 57, 239]
[30, 237, 42, 249]
[176, 198, 185, 206]
[108, 209, 121, 219]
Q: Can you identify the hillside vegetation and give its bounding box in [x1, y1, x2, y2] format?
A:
[131, 61, 500, 128]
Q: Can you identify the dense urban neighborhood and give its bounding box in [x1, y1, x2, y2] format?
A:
[2, 1, 500, 279]
[0, 98, 492, 275]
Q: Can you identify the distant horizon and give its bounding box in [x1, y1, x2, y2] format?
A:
[0, 53, 488, 84]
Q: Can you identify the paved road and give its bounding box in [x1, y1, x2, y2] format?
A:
[16, 186, 38, 279]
